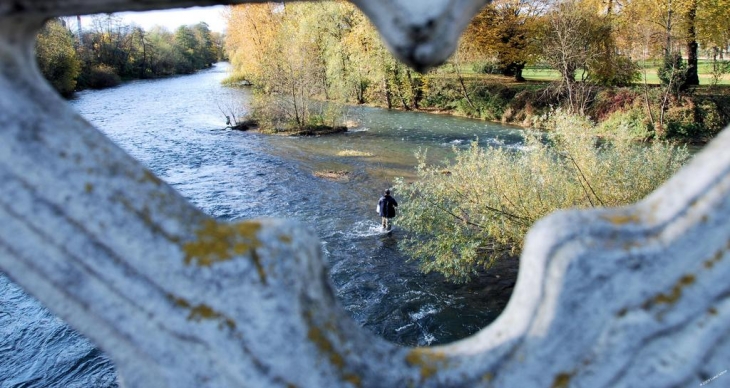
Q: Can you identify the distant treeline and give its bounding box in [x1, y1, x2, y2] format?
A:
[35, 15, 226, 96]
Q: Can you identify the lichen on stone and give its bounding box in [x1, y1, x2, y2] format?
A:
[182, 220, 266, 283]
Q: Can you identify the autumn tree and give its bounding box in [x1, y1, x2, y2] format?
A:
[536, 0, 601, 113]
[461, 0, 542, 81]
[696, 0, 730, 57]
[339, 8, 382, 104]
[226, 3, 333, 130]
[224, 3, 282, 84]
[35, 18, 81, 96]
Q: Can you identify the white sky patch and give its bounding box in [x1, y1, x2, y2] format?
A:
[78, 5, 228, 33]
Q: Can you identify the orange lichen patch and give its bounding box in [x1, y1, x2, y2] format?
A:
[601, 213, 640, 225]
[168, 295, 236, 330]
[306, 324, 361, 387]
[642, 274, 696, 310]
[278, 235, 293, 244]
[405, 349, 447, 381]
[183, 220, 266, 283]
[551, 372, 574, 388]
[308, 325, 344, 368]
[708, 307, 718, 315]
[704, 250, 724, 269]
[84, 183, 93, 193]
[140, 170, 163, 185]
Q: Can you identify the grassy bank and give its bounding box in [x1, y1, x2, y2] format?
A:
[415, 67, 730, 143]
[518, 60, 730, 85]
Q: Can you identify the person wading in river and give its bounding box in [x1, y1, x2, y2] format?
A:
[377, 189, 398, 231]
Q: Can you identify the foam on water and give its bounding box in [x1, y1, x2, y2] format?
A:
[344, 220, 392, 239]
[409, 305, 440, 321]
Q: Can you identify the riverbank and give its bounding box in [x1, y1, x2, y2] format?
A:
[235, 73, 729, 145]
[369, 74, 730, 144]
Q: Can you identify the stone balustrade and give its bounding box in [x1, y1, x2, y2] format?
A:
[1, 1, 728, 387]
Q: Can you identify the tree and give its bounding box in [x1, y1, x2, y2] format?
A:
[696, 0, 730, 56]
[537, 0, 603, 113]
[682, 0, 700, 87]
[174, 25, 198, 73]
[224, 3, 282, 84]
[145, 27, 179, 76]
[461, 0, 541, 81]
[35, 18, 81, 96]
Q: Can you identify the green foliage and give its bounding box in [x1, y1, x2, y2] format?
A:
[453, 87, 507, 121]
[35, 19, 81, 96]
[661, 97, 724, 140]
[596, 107, 652, 140]
[472, 61, 502, 75]
[658, 53, 688, 94]
[36, 15, 222, 95]
[395, 110, 689, 283]
[85, 64, 122, 89]
[173, 23, 217, 74]
[590, 55, 641, 87]
[696, 99, 725, 136]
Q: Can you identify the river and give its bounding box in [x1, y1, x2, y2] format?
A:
[0, 63, 526, 387]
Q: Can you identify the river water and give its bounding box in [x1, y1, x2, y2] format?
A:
[0, 63, 526, 387]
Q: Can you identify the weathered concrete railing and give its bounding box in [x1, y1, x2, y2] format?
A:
[1, 1, 728, 387]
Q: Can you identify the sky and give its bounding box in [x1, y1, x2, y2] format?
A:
[80, 5, 228, 33]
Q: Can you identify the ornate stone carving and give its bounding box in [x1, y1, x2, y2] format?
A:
[0, 1, 728, 387]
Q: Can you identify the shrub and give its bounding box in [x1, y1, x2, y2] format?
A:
[395, 110, 689, 283]
[697, 99, 725, 138]
[86, 64, 122, 89]
[453, 86, 508, 121]
[592, 88, 640, 121]
[35, 19, 81, 97]
[472, 60, 502, 75]
[590, 55, 641, 87]
[596, 107, 652, 141]
[658, 53, 687, 94]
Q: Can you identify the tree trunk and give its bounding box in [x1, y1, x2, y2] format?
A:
[383, 76, 392, 110]
[406, 69, 420, 110]
[664, 0, 673, 59]
[514, 63, 525, 82]
[683, 0, 699, 87]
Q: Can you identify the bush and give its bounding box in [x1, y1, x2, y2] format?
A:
[697, 99, 725, 138]
[592, 88, 640, 120]
[453, 85, 508, 121]
[472, 60, 502, 75]
[35, 19, 81, 97]
[86, 64, 122, 89]
[395, 110, 689, 283]
[658, 53, 687, 94]
[590, 55, 641, 87]
[596, 106, 652, 141]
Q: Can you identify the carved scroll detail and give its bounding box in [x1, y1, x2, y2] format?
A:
[1, 1, 728, 387]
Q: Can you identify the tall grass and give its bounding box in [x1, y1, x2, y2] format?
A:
[394, 110, 690, 283]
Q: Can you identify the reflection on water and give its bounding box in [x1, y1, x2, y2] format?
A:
[1, 63, 525, 386]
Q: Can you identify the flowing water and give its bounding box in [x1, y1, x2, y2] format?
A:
[0, 63, 527, 387]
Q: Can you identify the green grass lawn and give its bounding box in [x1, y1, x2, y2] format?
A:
[521, 59, 730, 85]
[521, 67, 562, 81]
[638, 69, 730, 85]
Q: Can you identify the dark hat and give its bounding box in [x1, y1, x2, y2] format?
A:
[385, 189, 391, 194]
